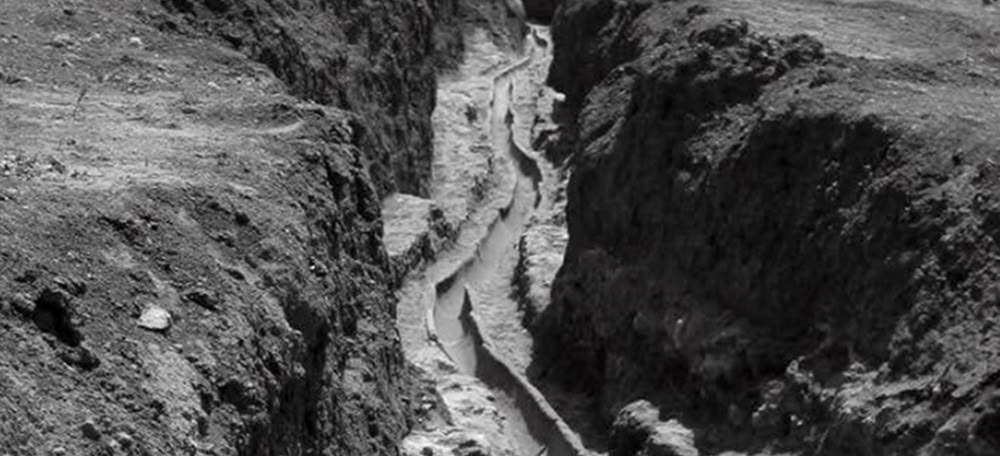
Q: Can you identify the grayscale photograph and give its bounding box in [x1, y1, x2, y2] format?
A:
[1, 1, 999, 455]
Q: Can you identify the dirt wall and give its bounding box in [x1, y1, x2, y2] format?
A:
[538, 1, 1000, 454]
[0, 0, 519, 455]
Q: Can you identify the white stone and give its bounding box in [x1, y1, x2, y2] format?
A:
[50, 33, 73, 48]
[138, 305, 171, 331]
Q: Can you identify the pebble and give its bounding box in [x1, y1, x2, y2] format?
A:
[81, 419, 101, 440]
[0, 71, 28, 85]
[104, 439, 121, 453]
[137, 305, 171, 331]
[50, 447, 66, 456]
[114, 431, 135, 448]
[184, 288, 219, 310]
[54, 276, 87, 296]
[9, 293, 35, 315]
[50, 33, 73, 48]
[128, 36, 144, 48]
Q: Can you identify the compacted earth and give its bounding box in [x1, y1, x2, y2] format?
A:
[5, 0, 1000, 456]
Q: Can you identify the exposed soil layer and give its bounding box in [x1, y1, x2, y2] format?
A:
[538, 1, 1000, 455]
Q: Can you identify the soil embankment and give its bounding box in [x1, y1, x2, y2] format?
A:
[537, 1, 1000, 455]
[0, 0, 511, 454]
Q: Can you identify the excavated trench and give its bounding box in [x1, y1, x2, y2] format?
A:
[432, 60, 539, 373]
[421, 24, 587, 456]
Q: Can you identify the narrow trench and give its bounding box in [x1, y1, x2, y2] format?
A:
[432, 67, 539, 370]
[426, 25, 585, 456]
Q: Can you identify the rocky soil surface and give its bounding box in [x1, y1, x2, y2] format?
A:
[537, 0, 1000, 455]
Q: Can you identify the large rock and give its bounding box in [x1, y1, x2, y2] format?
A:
[382, 193, 454, 284]
[610, 401, 698, 456]
[514, 224, 568, 326]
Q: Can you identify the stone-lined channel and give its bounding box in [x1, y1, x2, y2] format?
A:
[423, 24, 588, 456]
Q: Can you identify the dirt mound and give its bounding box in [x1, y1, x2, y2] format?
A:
[538, 1, 1000, 454]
